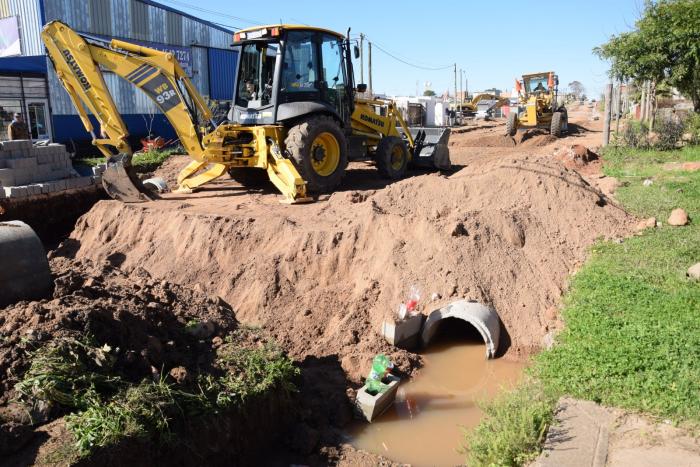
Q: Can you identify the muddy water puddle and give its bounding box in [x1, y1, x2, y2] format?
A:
[350, 324, 526, 466]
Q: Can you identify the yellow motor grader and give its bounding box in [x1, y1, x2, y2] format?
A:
[506, 71, 568, 137]
[41, 22, 450, 203]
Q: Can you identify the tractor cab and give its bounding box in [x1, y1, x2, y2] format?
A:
[229, 25, 355, 128]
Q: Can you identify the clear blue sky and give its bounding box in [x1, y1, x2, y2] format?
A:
[158, 0, 644, 98]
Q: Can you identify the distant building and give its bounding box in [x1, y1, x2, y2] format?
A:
[0, 0, 238, 151]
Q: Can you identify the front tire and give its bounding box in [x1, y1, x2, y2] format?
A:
[285, 116, 347, 193]
[376, 136, 409, 179]
[506, 112, 518, 136]
[551, 111, 564, 137]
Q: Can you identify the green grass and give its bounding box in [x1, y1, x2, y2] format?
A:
[16, 333, 298, 457]
[466, 145, 700, 466]
[463, 380, 557, 467]
[76, 147, 180, 173]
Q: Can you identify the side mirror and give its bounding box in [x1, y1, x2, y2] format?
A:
[354, 45, 360, 59]
[356, 83, 367, 93]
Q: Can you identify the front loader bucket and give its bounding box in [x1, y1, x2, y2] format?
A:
[102, 153, 159, 203]
[406, 127, 451, 170]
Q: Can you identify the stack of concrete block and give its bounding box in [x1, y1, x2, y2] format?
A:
[0, 140, 99, 200]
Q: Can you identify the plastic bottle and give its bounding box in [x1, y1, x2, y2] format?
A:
[366, 354, 394, 394]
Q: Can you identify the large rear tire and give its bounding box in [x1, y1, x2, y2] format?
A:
[551, 111, 564, 137]
[506, 112, 518, 136]
[285, 115, 347, 193]
[376, 136, 409, 179]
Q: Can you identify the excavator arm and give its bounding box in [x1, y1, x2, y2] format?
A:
[41, 20, 226, 201]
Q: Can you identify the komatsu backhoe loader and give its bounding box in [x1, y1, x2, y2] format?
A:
[507, 71, 568, 137]
[41, 22, 450, 203]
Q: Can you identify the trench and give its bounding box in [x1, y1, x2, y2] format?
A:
[349, 318, 526, 467]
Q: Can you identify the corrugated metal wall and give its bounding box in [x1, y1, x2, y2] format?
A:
[208, 48, 238, 100]
[39, 0, 234, 116]
[0, 0, 43, 56]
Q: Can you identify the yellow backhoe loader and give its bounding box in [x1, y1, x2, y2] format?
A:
[506, 71, 568, 137]
[454, 93, 509, 119]
[41, 22, 450, 203]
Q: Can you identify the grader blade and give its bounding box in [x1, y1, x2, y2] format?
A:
[407, 127, 451, 170]
[102, 153, 159, 203]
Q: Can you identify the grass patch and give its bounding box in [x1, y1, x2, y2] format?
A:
[463, 380, 557, 467]
[76, 147, 181, 173]
[465, 145, 700, 466]
[16, 333, 298, 457]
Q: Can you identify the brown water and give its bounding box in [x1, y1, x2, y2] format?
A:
[350, 323, 526, 466]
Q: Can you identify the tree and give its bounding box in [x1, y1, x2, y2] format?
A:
[568, 81, 585, 99]
[595, 0, 700, 112]
[423, 89, 436, 97]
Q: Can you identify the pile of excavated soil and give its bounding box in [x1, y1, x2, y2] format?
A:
[0, 257, 237, 405]
[58, 154, 636, 381]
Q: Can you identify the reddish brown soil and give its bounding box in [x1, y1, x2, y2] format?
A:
[55, 104, 634, 375]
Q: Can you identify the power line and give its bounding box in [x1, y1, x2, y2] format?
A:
[156, 0, 267, 27]
[367, 39, 453, 71]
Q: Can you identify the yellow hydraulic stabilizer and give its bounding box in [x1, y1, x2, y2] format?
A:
[41, 21, 310, 203]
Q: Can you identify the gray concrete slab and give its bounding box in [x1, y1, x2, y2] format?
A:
[533, 398, 613, 467]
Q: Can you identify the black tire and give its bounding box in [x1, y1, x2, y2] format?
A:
[284, 115, 347, 193]
[561, 108, 569, 133]
[227, 167, 271, 188]
[506, 112, 518, 136]
[551, 111, 563, 137]
[375, 136, 409, 180]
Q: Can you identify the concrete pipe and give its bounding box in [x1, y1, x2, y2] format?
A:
[0, 221, 52, 308]
[421, 299, 501, 359]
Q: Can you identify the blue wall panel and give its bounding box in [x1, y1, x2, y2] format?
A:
[208, 48, 238, 100]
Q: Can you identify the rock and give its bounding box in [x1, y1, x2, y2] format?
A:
[635, 217, 657, 231]
[189, 319, 216, 338]
[668, 208, 689, 226]
[451, 222, 468, 237]
[682, 161, 700, 172]
[643, 179, 654, 187]
[688, 263, 700, 280]
[169, 366, 189, 384]
[211, 336, 223, 348]
[567, 144, 597, 164]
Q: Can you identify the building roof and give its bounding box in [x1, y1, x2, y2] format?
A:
[138, 0, 234, 35]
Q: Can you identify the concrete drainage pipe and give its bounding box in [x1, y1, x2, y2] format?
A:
[0, 221, 52, 308]
[421, 299, 501, 358]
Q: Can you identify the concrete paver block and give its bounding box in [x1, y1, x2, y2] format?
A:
[355, 374, 401, 422]
[0, 169, 15, 186]
[381, 314, 424, 349]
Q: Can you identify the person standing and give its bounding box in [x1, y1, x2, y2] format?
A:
[7, 112, 30, 140]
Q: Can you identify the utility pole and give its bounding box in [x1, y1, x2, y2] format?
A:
[616, 80, 623, 134]
[603, 82, 613, 146]
[368, 41, 373, 97]
[359, 33, 364, 85]
[453, 63, 457, 104]
[459, 68, 463, 107]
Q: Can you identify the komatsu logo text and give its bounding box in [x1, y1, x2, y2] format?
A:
[62, 49, 91, 91]
[360, 113, 384, 128]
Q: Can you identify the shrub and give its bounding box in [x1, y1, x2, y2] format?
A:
[686, 112, 700, 145]
[621, 120, 650, 148]
[652, 116, 685, 150]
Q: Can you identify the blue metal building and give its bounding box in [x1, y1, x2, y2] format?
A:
[0, 0, 238, 150]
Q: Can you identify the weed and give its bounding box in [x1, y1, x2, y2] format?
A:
[463, 380, 557, 467]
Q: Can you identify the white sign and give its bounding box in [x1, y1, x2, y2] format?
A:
[0, 16, 21, 58]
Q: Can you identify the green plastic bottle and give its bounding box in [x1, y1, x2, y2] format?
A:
[366, 354, 393, 394]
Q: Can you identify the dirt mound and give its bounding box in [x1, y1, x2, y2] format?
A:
[0, 257, 237, 404]
[516, 129, 557, 147]
[59, 154, 635, 377]
[451, 134, 517, 148]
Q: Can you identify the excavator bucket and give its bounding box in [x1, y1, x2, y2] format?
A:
[406, 127, 451, 170]
[101, 153, 158, 202]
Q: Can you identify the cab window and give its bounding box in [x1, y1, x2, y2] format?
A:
[320, 34, 347, 117]
[281, 31, 320, 100]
